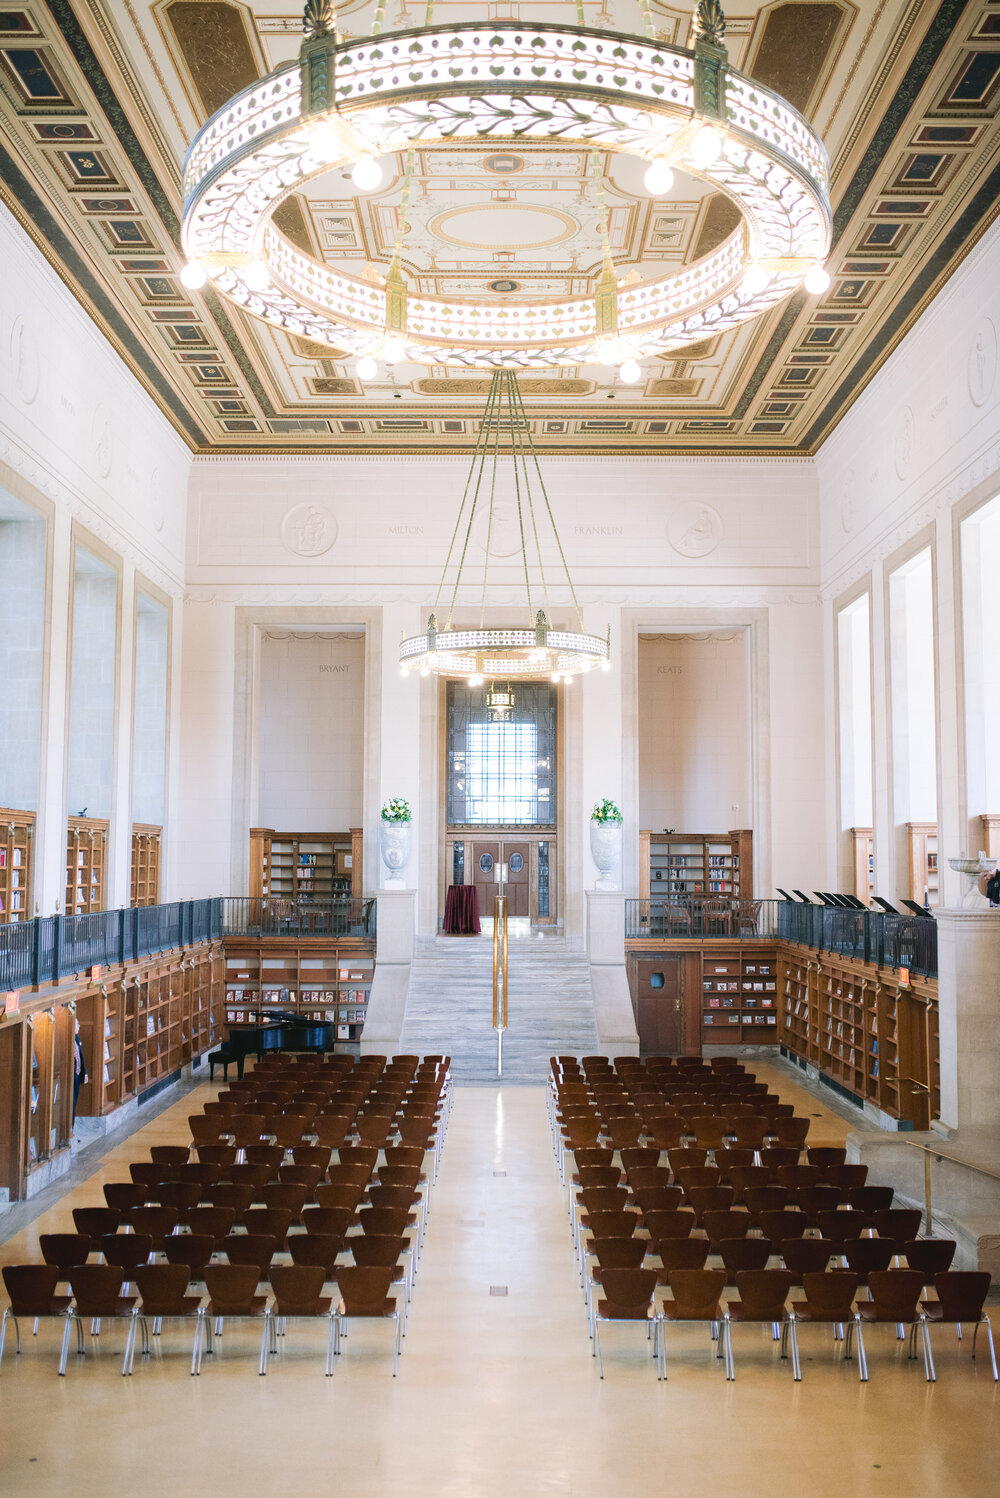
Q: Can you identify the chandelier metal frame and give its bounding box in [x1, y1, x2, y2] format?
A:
[399, 370, 611, 681]
[180, 11, 831, 369]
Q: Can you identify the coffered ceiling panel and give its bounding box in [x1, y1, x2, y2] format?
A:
[0, 0, 997, 454]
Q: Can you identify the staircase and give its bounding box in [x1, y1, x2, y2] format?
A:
[398, 932, 600, 1082]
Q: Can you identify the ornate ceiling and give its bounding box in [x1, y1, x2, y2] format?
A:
[0, 0, 998, 454]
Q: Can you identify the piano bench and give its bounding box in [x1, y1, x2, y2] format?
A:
[208, 1047, 245, 1082]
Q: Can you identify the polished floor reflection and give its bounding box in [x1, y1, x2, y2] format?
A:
[1, 1062, 998, 1497]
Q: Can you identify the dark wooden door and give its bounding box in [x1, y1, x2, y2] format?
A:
[631, 955, 701, 1055]
[472, 841, 501, 918]
[502, 840, 530, 918]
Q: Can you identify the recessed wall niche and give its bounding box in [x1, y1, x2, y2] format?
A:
[67, 545, 118, 822]
[637, 631, 751, 833]
[256, 630, 365, 830]
[132, 590, 168, 825]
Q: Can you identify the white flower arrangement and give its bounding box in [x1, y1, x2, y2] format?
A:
[380, 797, 412, 823]
[591, 797, 623, 824]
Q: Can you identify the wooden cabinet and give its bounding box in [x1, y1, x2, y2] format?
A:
[224, 940, 374, 1048]
[701, 947, 778, 1045]
[0, 809, 34, 923]
[639, 829, 752, 904]
[778, 948, 938, 1127]
[250, 828, 363, 902]
[130, 824, 161, 907]
[850, 826, 874, 905]
[979, 814, 1000, 862]
[906, 822, 938, 908]
[627, 943, 777, 1053]
[65, 817, 108, 915]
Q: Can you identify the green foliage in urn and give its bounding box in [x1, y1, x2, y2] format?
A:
[591, 798, 623, 825]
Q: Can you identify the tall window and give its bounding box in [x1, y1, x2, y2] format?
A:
[447, 682, 556, 826]
[837, 593, 873, 830]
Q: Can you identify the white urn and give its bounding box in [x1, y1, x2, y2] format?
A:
[379, 820, 412, 888]
[590, 819, 621, 891]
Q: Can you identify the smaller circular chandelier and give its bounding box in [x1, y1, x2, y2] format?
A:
[400, 371, 611, 683]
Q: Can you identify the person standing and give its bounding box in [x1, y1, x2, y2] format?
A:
[73, 1019, 87, 1125]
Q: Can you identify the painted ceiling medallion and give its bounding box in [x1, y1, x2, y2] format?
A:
[181, 3, 831, 371]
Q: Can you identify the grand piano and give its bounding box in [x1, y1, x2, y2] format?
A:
[209, 1012, 336, 1080]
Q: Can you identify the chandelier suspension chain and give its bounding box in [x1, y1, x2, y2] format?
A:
[503, 372, 536, 625]
[433, 370, 502, 618]
[510, 373, 586, 631]
[445, 370, 506, 628]
[506, 372, 553, 626]
[591, 149, 613, 265]
[479, 370, 505, 629]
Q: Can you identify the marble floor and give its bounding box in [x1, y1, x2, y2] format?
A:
[1, 1062, 998, 1497]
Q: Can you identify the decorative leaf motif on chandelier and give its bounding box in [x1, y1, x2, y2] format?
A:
[302, 0, 336, 38]
[694, 0, 727, 47]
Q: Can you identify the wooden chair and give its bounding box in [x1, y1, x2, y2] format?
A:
[197, 1263, 269, 1374]
[653, 1237, 710, 1277]
[920, 1271, 997, 1381]
[0, 1265, 72, 1368]
[72, 1207, 121, 1239]
[759, 1209, 808, 1244]
[334, 1265, 401, 1375]
[196, 1144, 238, 1169]
[103, 1183, 146, 1212]
[642, 1209, 696, 1242]
[901, 1238, 957, 1282]
[127, 1207, 180, 1255]
[156, 1182, 202, 1215]
[39, 1233, 93, 1281]
[726, 1268, 798, 1379]
[591, 1266, 659, 1378]
[163, 1234, 216, 1282]
[719, 1237, 773, 1283]
[787, 1269, 862, 1375]
[874, 1208, 922, 1243]
[302, 1204, 355, 1238]
[262, 1265, 336, 1375]
[289, 1233, 345, 1279]
[63, 1266, 137, 1375]
[150, 1145, 191, 1169]
[220, 1234, 279, 1276]
[659, 1268, 731, 1380]
[852, 1269, 932, 1381]
[703, 1209, 752, 1254]
[130, 1264, 205, 1375]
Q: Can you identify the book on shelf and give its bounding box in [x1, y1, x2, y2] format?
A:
[103, 1064, 112, 1084]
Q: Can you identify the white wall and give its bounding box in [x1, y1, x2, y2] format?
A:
[0, 204, 190, 911]
[816, 215, 1000, 903]
[184, 453, 823, 927]
[0, 489, 46, 811]
[257, 631, 365, 830]
[638, 633, 751, 832]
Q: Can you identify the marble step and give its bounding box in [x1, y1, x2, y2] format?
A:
[399, 933, 599, 1082]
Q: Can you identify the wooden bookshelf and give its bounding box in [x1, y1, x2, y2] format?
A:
[778, 948, 938, 1127]
[224, 939, 375, 1048]
[639, 829, 752, 904]
[906, 822, 938, 909]
[249, 828, 363, 903]
[979, 814, 1000, 862]
[65, 817, 108, 915]
[700, 947, 778, 1045]
[0, 808, 33, 924]
[850, 826, 873, 906]
[130, 824, 161, 907]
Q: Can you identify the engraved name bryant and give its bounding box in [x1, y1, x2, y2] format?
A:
[319, 665, 351, 673]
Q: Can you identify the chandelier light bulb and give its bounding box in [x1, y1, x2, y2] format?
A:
[742, 262, 769, 296]
[356, 353, 378, 381]
[618, 358, 642, 385]
[180, 260, 207, 289]
[352, 155, 383, 191]
[382, 335, 406, 365]
[643, 159, 675, 196]
[420, 666, 431, 677]
[803, 264, 831, 295]
[243, 259, 270, 292]
[601, 659, 612, 672]
[550, 671, 561, 684]
[690, 125, 723, 168]
[595, 338, 619, 366]
[469, 672, 484, 686]
[311, 121, 341, 164]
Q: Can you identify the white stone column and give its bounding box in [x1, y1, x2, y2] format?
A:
[934, 513, 963, 907]
[869, 568, 894, 900]
[580, 605, 625, 903]
[374, 604, 423, 897]
[585, 889, 639, 1057]
[108, 561, 135, 908]
[935, 907, 1000, 1132]
[36, 509, 72, 915]
[361, 888, 415, 1056]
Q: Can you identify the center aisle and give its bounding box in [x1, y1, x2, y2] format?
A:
[0, 1075, 994, 1498]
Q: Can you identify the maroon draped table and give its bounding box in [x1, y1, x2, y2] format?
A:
[443, 883, 481, 935]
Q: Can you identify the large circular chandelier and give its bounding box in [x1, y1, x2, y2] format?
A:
[399, 370, 611, 682]
[180, 0, 832, 372]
